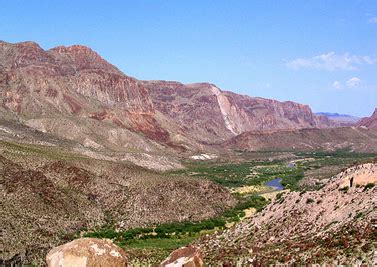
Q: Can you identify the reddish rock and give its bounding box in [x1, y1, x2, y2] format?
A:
[46, 238, 127, 267]
[160, 246, 204, 267]
[144, 81, 333, 143]
[356, 108, 377, 129]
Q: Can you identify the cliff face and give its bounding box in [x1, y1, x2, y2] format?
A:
[357, 109, 377, 129]
[145, 81, 332, 142]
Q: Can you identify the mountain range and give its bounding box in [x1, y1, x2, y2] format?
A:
[2, 40, 376, 158]
[315, 112, 361, 126]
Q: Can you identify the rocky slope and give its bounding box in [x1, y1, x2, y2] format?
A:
[224, 127, 377, 152]
[0, 41, 188, 155]
[145, 81, 332, 143]
[198, 163, 377, 265]
[357, 108, 377, 129]
[0, 40, 335, 156]
[0, 142, 235, 265]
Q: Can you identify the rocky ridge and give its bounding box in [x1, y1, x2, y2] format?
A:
[1, 40, 337, 157]
[357, 108, 377, 129]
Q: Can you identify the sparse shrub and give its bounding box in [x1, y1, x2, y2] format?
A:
[276, 192, 284, 200]
[363, 183, 375, 191]
[339, 186, 349, 193]
[306, 198, 315, 204]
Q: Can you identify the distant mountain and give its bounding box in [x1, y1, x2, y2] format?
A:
[223, 127, 377, 152]
[356, 108, 377, 129]
[145, 81, 332, 143]
[315, 112, 360, 126]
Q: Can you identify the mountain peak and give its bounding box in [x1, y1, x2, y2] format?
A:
[49, 44, 121, 73]
[50, 44, 98, 56]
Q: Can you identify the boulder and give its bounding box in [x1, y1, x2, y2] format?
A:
[160, 246, 203, 267]
[46, 238, 127, 267]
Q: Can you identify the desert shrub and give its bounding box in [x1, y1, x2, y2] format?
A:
[339, 186, 349, 193]
[363, 183, 375, 191]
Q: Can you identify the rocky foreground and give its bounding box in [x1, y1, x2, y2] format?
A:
[46, 238, 203, 267]
[198, 163, 377, 265]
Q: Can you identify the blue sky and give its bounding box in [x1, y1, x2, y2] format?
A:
[1, 1, 376, 116]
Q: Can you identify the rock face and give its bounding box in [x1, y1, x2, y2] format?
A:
[46, 238, 127, 267]
[198, 163, 377, 265]
[357, 108, 377, 129]
[145, 81, 332, 143]
[160, 246, 203, 267]
[338, 163, 377, 188]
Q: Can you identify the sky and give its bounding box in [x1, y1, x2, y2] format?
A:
[1, 0, 376, 117]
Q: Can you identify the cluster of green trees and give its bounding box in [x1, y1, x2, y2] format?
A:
[83, 194, 269, 245]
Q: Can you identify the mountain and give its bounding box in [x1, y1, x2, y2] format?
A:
[315, 112, 360, 126]
[198, 163, 377, 265]
[145, 81, 332, 143]
[224, 127, 377, 152]
[0, 41, 334, 156]
[0, 40, 184, 157]
[356, 109, 377, 129]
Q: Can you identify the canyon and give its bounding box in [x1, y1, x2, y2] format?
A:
[1, 40, 376, 266]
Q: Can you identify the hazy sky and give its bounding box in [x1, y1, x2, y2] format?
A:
[1, 0, 376, 116]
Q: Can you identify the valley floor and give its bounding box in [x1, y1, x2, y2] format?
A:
[1, 140, 376, 265]
[91, 150, 377, 265]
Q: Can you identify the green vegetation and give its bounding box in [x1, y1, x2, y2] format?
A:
[339, 186, 349, 193]
[81, 194, 269, 255]
[79, 149, 375, 260]
[363, 183, 375, 191]
[172, 149, 376, 192]
[171, 159, 304, 190]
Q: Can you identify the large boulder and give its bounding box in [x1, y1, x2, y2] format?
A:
[160, 246, 203, 267]
[46, 238, 127, 267]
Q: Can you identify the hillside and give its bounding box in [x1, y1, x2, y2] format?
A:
[0, 140, 236, 265]
[198, 163, 377, 265]
[224, 127, 377, 152]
